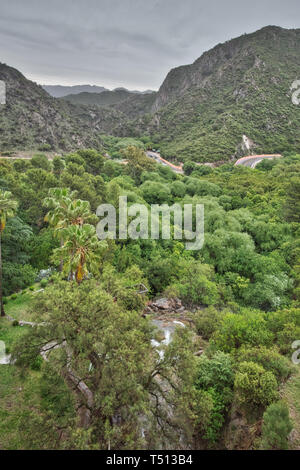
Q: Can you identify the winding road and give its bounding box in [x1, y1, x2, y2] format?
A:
[146, 151, 282, 172]
[0, 150, 282, 172]
[234, 154, 282, 168]
[146, 151, 184, 174]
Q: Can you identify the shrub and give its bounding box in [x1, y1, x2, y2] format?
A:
[169, 262, 220, 307]
[193, 307, 223, 339]
[234, 361, 278, 408]
[212, 311, 273, 353]
[195, 387, 227, 443]
[31, 153, 51, 171]
[3, 297, 7, 304]
[235, 346, 293, 381]
[12, 320, 19, 327]
[40, 279, 48, 288]
[10, 293, 18, 300]
[29, 286, 35, 291]
[170, 181, 186, 198]
[3, 263, 37, 296]
[30, 355, 43, 371]
[195, 351, 234, 393]
[260, 401, 292, 449]
[38, 143, 52, 151]
[140, 181, 171, 204]
[277, 323, 300, 355]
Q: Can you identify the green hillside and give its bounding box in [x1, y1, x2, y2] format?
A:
[0, 63, 125, 152]
[130, 26, 300, 162]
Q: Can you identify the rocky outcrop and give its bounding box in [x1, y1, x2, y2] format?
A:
[144, 297, 186, 314]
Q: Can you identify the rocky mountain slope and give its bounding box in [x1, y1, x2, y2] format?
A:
[0, 63, 126, 152]
[139, 26, 300, 162]
[1, 26, 300, 161]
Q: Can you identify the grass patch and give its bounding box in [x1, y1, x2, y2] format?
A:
[4, 291, 36, 322]
[0, 318, 41, 449]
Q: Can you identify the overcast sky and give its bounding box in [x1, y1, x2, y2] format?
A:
[0, 0, 299, 90]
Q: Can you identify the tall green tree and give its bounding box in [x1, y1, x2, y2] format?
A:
[0, 190, 18, 316]
[122, 146, 155, 184]
[44, 188, 97, 231]
[12, 280, 196, 449]
[44, 188, 97, 271]
[51, 224, 106, 283]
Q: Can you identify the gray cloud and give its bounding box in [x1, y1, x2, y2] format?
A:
[0, 0, 299, 90]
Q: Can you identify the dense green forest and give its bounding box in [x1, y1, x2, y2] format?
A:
[0, 144, 299, 449]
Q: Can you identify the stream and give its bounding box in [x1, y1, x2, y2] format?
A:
[151, 319, 185, 359]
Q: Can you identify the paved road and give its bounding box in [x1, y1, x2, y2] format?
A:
[235, 154, 282, 168]
[146, 151, 184, 174]
[146, 151, 283, 173]
[1, 150, 282, 172]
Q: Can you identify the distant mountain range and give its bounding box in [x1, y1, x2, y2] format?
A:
[1, 25, 300, 161]
[42, 85, 108, 98]
[60, 88, 156, 112]
[42, 84, 154, 98]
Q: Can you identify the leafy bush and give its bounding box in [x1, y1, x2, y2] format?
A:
[234, 361, 278, 407]
[31, 154, 51, 171]
[140, 181, 171, 204]
[260, 401, 292, 449]
[40, 279, 48, 288]
[194, 352, 234, 443]
[212, 311, 273, 353]
[193, 307, 223, 339]
[170, 181, 186, 198]
[30, 355, 43, 371]
[167, 261, 220, 307]
[195, 351, 234, 393]
[235, 346, 293, 381]
[3, 263, 37, 296]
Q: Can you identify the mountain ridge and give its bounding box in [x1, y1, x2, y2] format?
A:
[43, 84, 155, 98]
[128, 25, 300, 161]
[61, 88, 156, 108]
[1, 25, 300, 161]
[0, 62, 126, 151]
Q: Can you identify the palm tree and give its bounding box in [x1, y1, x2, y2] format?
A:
[51, 224, 106, 284]
[43, 187, 77, 227]
[44, 188, 97, 270]
[0, 190, 18, 316]
[44, 188, 97, 230]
